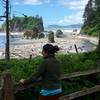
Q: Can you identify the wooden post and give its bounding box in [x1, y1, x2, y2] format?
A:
[97, 60, 100, 84]
[95, 60, 100, 85]
[29, 54, 32, 64]
[0, 75, 3, 100]
[0, 88, 3, 100]
[95, 60, 100, 100]
[74, 44, 79, 55]
[5, 0, 10, 60]
[3, 72, 15, 100]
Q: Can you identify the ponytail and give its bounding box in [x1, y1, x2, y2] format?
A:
[43, 44, 59, 54]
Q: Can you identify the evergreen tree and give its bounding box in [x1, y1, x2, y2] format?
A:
[81, 0, 100, 36]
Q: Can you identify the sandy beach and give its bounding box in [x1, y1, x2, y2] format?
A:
[0, 34, 98, 59]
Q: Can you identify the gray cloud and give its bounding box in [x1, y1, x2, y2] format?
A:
[59, 0, 89, 10]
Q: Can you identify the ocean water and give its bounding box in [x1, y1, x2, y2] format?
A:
[0, 33, 21, 48]
[0, 35, 6, 48]
[0, 28, 79, 48]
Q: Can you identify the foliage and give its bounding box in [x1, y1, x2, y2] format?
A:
[0, 51, 98, 79]
[81, 0, 100, 36]
[62, 77, 95, 95]
[10, 57, 42, 81]
[57, 51, 97, 73]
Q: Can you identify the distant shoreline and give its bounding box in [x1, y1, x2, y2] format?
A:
[0, 30, 79, 37]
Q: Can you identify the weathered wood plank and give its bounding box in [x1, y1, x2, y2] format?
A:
[1, 68, 100, 100]
[60, 85, 100, 100]
[61, 68, 100, 80]
[0, 87, 3, 100]
[14, 68, 100, 93]
[3, 72, 15, 100]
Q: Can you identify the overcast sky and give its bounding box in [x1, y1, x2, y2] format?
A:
[0, 0, 89, 27]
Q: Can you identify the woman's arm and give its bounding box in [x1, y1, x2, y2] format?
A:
[19, 60, 46, 85]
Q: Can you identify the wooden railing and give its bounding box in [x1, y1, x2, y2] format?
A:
[0, 68, 100, 100]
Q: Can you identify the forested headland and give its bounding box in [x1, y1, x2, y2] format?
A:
[1, 15, 44, 32]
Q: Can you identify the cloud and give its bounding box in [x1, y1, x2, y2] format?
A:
[23, 0, 50, 5]
[44, 11, 84, 26]
[45, 0, 51, 3]
[59, 0, 89, 10]
[23, 0, 42, 5]
[50, 0, 89, 25]
[56, 11, 84, 25]
[14, 2, 20, 5]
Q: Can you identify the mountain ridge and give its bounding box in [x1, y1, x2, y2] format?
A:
[48, 23, 82, 29]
